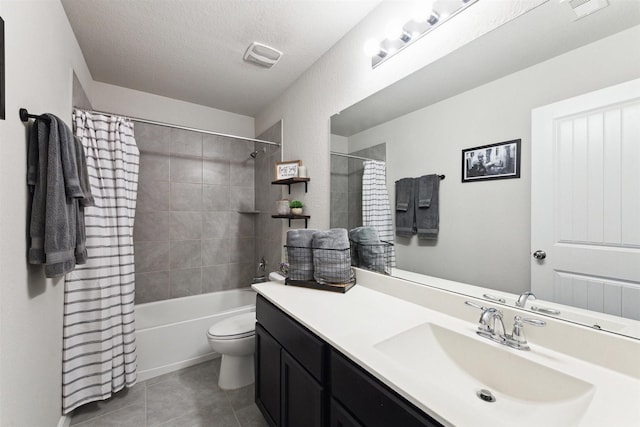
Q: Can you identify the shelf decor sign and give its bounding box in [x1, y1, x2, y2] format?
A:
[275, 160, 301, 180]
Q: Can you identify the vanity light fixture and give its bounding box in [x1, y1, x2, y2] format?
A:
[365, 0, 479, 68]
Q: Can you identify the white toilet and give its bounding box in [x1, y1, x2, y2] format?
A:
[207, 311, 256, 390]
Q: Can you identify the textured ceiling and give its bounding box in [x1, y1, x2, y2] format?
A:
[62, 0, 380, 117]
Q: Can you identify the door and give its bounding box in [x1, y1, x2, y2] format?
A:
[531, 78, 640, 320]
[281, 350, 324, 427]
[255, 324, 281, 427]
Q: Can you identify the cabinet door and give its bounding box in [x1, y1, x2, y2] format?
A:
[330, 398, 362, 427]
[331, 350, 442, 427]
[255, 324, 281, 427]
[281, 350, 324, 427]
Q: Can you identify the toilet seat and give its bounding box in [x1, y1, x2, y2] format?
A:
[207, 312, 256, 340]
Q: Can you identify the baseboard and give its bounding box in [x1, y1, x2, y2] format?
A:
[57, 414, 71, 427]
[136, 352, 220, 382]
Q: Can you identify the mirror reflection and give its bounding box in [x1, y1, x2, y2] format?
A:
[330, 0, 640, 338]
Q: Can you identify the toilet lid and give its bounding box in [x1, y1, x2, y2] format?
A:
[207, 312, 256, 340]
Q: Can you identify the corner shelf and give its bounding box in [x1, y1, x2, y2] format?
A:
[271, 177, 310, 194]
[272, 214, 311, 228]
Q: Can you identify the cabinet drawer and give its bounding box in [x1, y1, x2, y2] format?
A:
[330, 350, 442, 427]
[257, 294, 325, 382]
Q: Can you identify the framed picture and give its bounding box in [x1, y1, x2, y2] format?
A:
[462, 139, 521, 183]
[0, 17, 5, 120]
[275, 160, 301, 180]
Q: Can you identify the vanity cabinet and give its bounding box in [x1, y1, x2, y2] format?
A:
[255, 295, 443, 427]
[255, 295, 326, 427]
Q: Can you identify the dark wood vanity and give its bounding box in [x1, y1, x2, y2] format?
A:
[255, 294, 443, 427]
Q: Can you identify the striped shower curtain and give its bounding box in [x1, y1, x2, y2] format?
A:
[62, 110, 139, 413]
[362, 160, 396, 267]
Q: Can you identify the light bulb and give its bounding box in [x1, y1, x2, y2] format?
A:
[411, 0, 435, 22]
[384, 20, 404, 40]
[363, 38, 381, 57]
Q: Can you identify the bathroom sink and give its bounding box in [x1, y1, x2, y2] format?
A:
[374, 323, 595, 426]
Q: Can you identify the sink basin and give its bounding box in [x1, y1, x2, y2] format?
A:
[374, 323, 595, 426]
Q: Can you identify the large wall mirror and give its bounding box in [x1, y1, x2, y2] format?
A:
[330, 0, 640, 339]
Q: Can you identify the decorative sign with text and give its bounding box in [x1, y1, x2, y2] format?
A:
[275, 160, 301, 180]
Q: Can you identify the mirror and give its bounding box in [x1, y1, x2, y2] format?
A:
[330, 1, 640, 339]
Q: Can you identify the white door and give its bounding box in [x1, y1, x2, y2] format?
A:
[531, 78, 640, 320]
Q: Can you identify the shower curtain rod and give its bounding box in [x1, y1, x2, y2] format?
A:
[330, 151, 445, 180]
[73, 107, 281, 147]
[330, 151, 379, 161]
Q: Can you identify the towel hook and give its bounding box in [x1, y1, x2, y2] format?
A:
[19, 108, 49, 122]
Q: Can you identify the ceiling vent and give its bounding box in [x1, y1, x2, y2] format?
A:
[560, 0, 609, 21]
[243, 42, 282, 69]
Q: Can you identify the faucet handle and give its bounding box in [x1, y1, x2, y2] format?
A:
[464, 301, 487, 311]
[509, 315, 546, 350]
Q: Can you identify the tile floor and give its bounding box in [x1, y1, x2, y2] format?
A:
[70, 358, 269, 427]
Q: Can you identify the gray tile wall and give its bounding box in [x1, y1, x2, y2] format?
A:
[255, 122, 283, 277]
[133, 123, 259, 303]
[330, 155, 349, 229]
[330, 143, 386, 230]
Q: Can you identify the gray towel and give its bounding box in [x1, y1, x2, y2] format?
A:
[27, 115, 88, 277]
[395, 178, 416, 237]
[395, 177, 413, 211]
[349, 227, 386, 272]
[74, 136, 94, 264]
[312, 229, 353, 284]
[416, 175, 440, 240]
[286, 229, 317, 281]
[418, 174, 435, 208]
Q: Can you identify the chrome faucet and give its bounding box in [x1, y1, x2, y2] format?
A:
[516, 291, 536, 308]
[465, 301, 546, 350]
[477, 307, 506, 344]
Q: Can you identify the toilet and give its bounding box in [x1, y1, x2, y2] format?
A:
[206, 311, 256, 390]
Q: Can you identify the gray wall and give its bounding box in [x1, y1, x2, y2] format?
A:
[133, 123, 258, 303]
[255, 122, 283, 275]
[330, 143, 386, 230]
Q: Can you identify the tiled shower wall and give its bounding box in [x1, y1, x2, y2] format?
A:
[255, 122, 283, 276]
[330, 143, 386, 230]
[133, 123, 261, 303]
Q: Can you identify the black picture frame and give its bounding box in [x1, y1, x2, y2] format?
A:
[0, 17, 5, 120]
[461, 139, 521, 183]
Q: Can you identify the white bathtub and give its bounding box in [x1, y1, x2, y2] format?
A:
[135, 288, 256, 381]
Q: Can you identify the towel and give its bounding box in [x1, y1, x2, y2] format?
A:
[286, 229, 318, 281]
[73, 136, 94, 264]
[349, 227, 386, 272]
[27, 115, 89, 277]
[395, 178, 416, 237]
[312, 229, 353, 284]
[417, 174, 435, 208]
[416, 175, 440, 239]
[395, 177, 413, 211]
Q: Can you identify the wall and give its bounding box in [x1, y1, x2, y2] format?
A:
[255, 122, 283, 276]
[0, 1, 94, 426]
[91, 81, 255, 139]
[346, 26, 640, 294]
[255, 0, 547, 229]
[132, 123, 259, 303]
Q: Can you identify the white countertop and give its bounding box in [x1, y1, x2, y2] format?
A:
[253, 281, 640, 427]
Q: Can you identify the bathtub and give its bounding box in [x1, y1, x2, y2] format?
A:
[135, 288, 256, 381]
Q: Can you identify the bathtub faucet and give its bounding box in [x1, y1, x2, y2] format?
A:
[257, 257, 267, 274]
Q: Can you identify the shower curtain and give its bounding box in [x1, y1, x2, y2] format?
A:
[362, 160, 396, 268]
[62, 110, 139, 413]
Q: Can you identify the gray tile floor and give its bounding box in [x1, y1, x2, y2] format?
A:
[70, 358, 269, 427]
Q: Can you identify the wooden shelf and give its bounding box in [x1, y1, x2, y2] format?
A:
[271, 177, 310, 194]
[272, 214, 311, 228]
